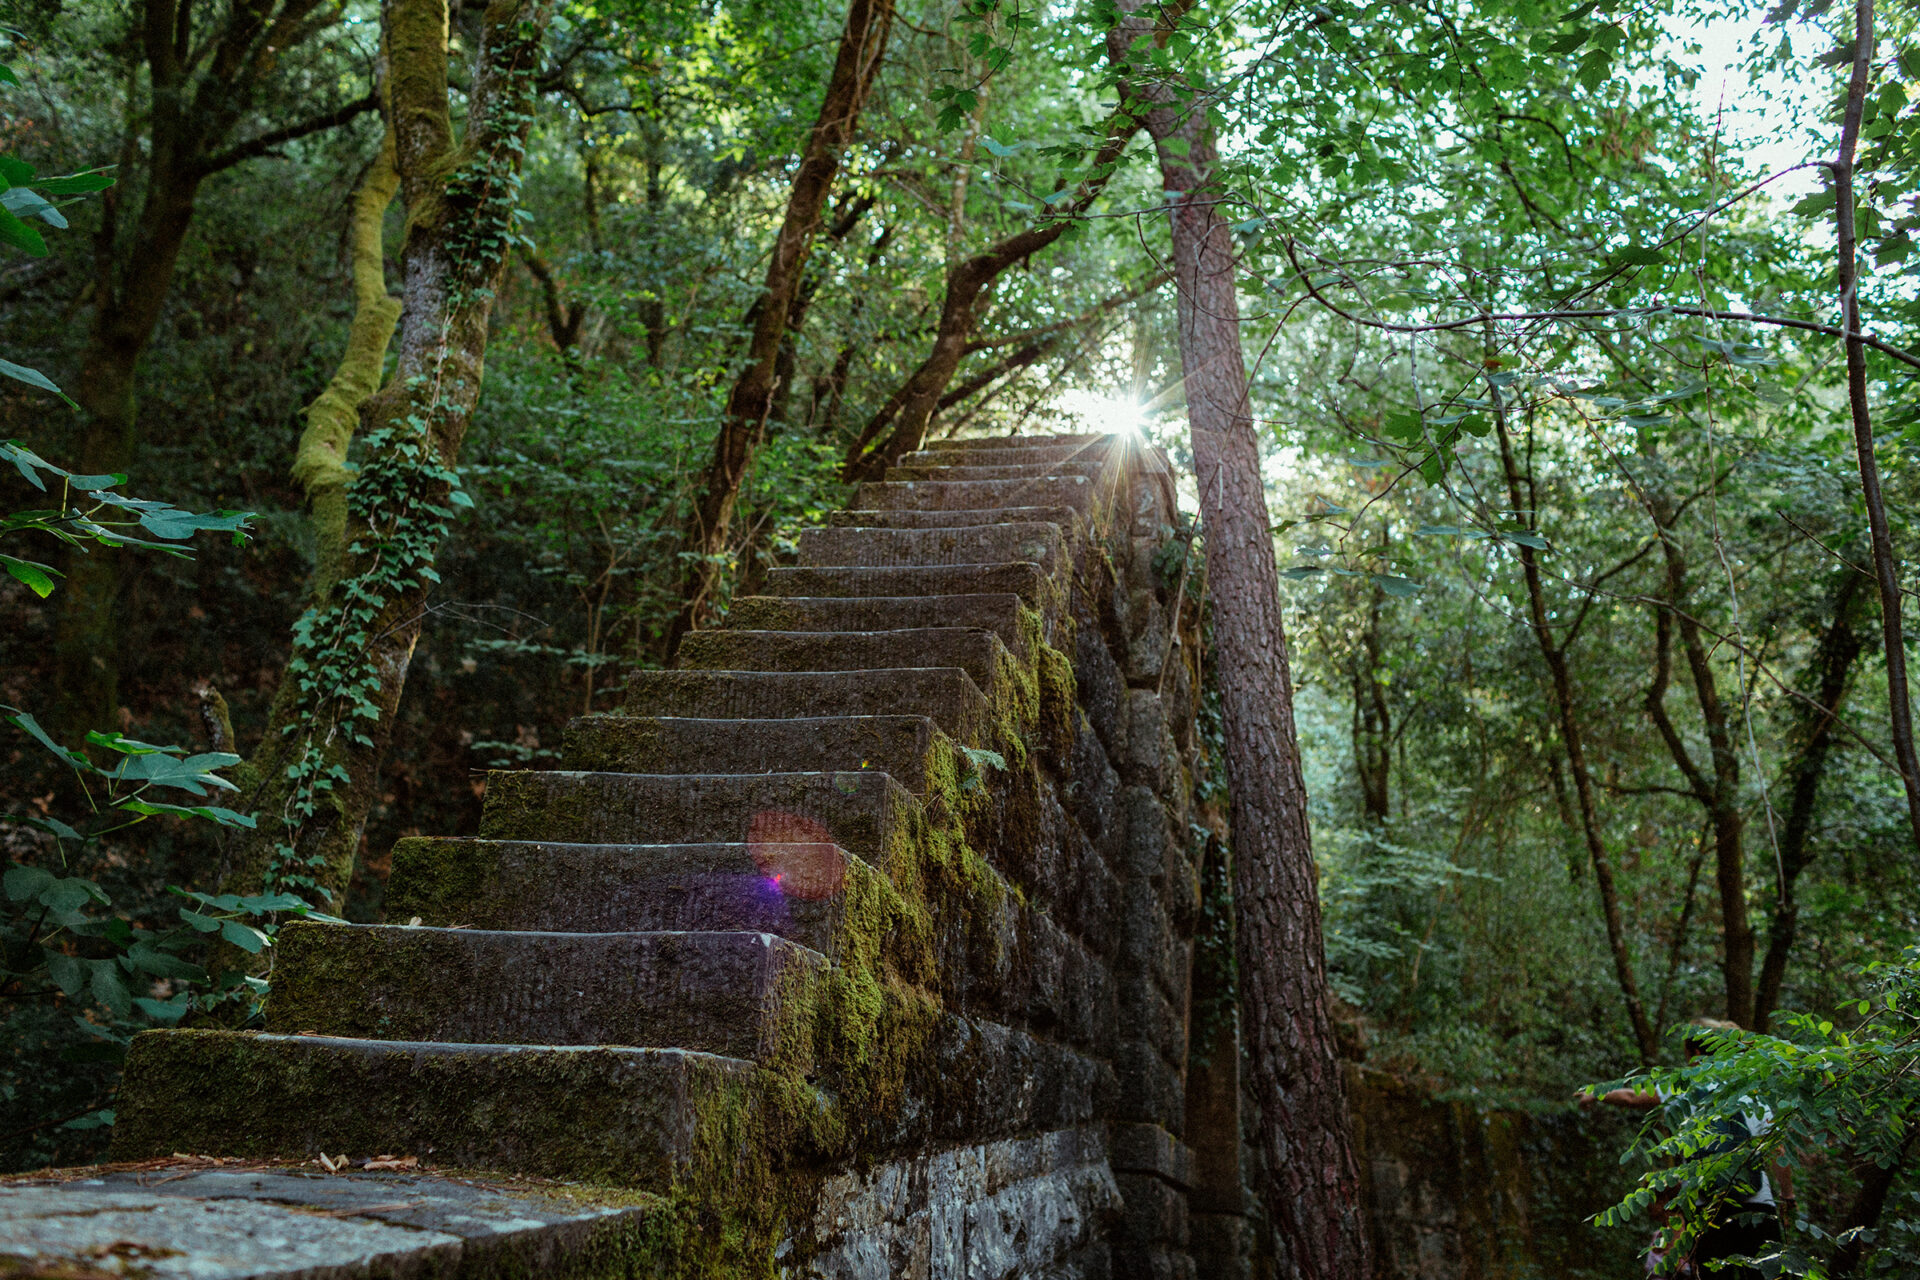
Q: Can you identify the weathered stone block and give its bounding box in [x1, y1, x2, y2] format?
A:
[678, 628, 1016, 701]
[798, 523, 1066, 578]
[726, 592, 1035, 659]
[269, 924, 826, 1068]
[386, 837, 877, 956]
[1113, 1040, 1186, 1131]
[564, 714, 949, 792]
[1073, 627, 1129, 761]
[765, 561, 1054, 608]
[855, 476, 1096, 516]
[111, 1031, 759, 1188]
[623, 668, 992, 744]
[1109, 1123, 1193, 1190]
[478, 769, 916, 863]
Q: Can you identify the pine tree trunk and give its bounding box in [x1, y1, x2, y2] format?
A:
[1106, 7, 1372, 1276]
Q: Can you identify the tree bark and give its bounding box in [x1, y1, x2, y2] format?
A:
[51, 0, 371, 736]
[224, 0, 552, 909]
[1833, 0, 1920, 852]
[662, 0, 894, 657]
[839, 122, 1137, 481]
[1493, 409, 1659, 1062]
[1106, 7, 1371, 1277]
[1754, 569, 1867, 1030]
[1642, 497, 1755, 1028]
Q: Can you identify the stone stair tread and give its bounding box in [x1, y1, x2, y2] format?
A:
[903, 444, 1111, 467]
[827, 506, 1084, 535]
[855, 476, 1099, 514]
[566, 712, 949, 791]
[111, 1030, 763, 1188]
[938, 433, 1109, 452]
[796, 524, 1066, 573]
[623, 668, 992, 742]
[268, 923, 825, 1065]
[387, 836, 879, 953]
[724, 595, 1030, 659]
[479, 768, 919, 862]
[676, 628, 1015, 693]
[763, 563, 1051, 607]
[885, 462, 1102, 483]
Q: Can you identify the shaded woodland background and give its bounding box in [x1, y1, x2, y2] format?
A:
[3, 0, 1918, 1257]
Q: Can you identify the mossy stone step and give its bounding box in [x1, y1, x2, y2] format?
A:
[902, 443, 1112, 467]
[763, 563, 1050, 609]
[386, 837, 882, 956]
[566, 713, 949, 792]
[939, 433, 1109, 452]
[110, 1030, 764, 1188]
[480, 769, 919, 864]
[826, 506, 1084, 536]
[796, 524, 1065, 574]
[724, 595, 1031, 661]
[623, 669, 991, 743]
[884, 462, 1106, 484]
[677, 628, 1015, 696]
[854, 476, 1098, 515]
[268, 924, 825, 1067]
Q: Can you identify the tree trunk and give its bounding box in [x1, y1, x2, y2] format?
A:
[1833, 0, 1920, 852]
[662, 0, 893, 658]
[1643, 495, 1755, 1027]
[223, 0, 552, 910]
[1106, 7, 1371, 1277]
[1754, 569, 1867, 1030]
[840, 123, 1137, 481]
[51, 0, 363, 736]
[1493, 410, 1659, 1062]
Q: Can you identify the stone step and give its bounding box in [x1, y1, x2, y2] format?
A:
[386, 837, 880, 957]
[725, 595, 1030, 660]
[480, 769, 918, 864]
[903, 444, 1110, 467]
[796, 524, 1066, 574]
[677, 628, 1014, 695]
[110, 1030, 760, 1189]
[827, 506, 1083, 535]
[885, 462, 1103, 484]
[268, 923, 825, 1067]
[567, 713, 950, 791]
[763, 563, 1050, 609]
[623, 669, 991, 743]
[855, 476, 1098, 515]
[939, 433, 1109, 452]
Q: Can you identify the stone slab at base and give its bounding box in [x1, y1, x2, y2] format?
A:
[0, 1164, 654, 1280]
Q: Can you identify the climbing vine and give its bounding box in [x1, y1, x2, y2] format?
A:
[257, 3, 548, 900]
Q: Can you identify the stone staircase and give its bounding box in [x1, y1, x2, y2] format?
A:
[103, 433, 1222, 1278]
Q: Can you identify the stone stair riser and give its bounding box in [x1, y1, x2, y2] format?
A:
[724, 594, 1035, 661]
[268, 924, 827, 1068]
[795, 524, 1066, 575]
[624, 669, 991, 744]
[565, 714, 949, 793]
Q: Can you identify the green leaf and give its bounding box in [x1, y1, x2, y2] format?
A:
[126, 941, 206, 981]
[91, 962, 132, 1018]
[0, 356, 70, 401]
[2, 553, 57, 597]
[1161, 135, 1192, 158]
[219, 919, 270, 953]
[45, 951, 84, 996]
[0, 64, 19, 87]
[61, 1109, 116, 1131]
[179, 908, 222, 933]
[36, 170, 114, 196]
[0, 187, 66, 229]
[4, 864, 55, 902]
[134, 994, 190, 1024]
[1372, 574, 1422, 597]
[0, 156, 31, 185]
[118, 799, 257, 827]
[1610, 244, 1663, 267]
[0, 202, 47, 256]
[5, 709, 92, 770]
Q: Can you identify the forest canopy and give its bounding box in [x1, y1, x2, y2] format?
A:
[3, 0, 1919, 1271]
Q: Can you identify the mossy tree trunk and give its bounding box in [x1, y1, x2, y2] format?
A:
[1105, 5, 1373, 1277]
[52, 0, 376, 736]
[662, 0, 894, 658]
[222, 0, 553, 911]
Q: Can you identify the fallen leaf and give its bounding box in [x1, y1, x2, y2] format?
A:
[362, 1156, 420, 1170]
